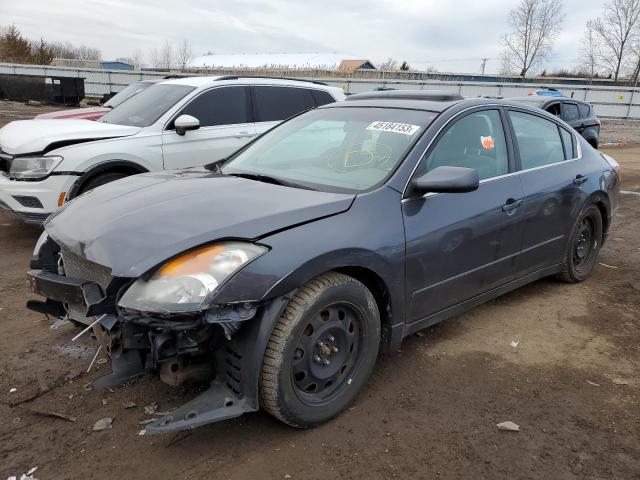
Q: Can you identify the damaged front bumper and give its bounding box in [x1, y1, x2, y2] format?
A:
[27, 267, 290, 434]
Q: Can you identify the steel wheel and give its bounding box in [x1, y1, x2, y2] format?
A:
[557, 204, 603, 283]
[573, 217, 596, 273]
[260, 272, 380, 428]
[291, 303, 362, 405]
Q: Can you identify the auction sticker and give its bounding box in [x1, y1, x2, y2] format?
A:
[367, 121, 420, 135]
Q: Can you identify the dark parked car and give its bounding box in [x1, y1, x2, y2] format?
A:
[27, 90, 620, 434]
[511, 96, 601, 148]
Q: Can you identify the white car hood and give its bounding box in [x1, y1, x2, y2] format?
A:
[0, 119, 141, 154]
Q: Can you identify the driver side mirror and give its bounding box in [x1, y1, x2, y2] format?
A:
[174, 114, 200, 136]
[411, 166, 479, 195]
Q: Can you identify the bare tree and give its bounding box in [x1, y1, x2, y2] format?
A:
[579, 20, 602, 81]
[176, 38, 192, 70]
[160, 41, 173, 70]
[149, 47, 161, 68]
[76, 44, 102, 61]
[378, 58, 398, 70]
[500, 0, 565, 77]
[590, 0, 640, 81]
[128, 49, 144, 70]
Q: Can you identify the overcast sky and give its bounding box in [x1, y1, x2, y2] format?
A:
[1, 0, 606, 74]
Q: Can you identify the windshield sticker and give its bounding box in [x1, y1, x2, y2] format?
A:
[480, 136, 495, 149]
[367, 121, 420, 135]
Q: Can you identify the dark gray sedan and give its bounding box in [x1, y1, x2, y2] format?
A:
[27, 90, 620, 433]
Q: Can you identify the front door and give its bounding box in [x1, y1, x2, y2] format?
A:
[162, 86, 256, 169]
[403, 108, 525, 323]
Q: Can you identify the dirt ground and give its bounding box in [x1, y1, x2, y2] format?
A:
[0, 101, 639, 479]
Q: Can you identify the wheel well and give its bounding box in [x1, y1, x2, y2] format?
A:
[593, 199, 609, 241]
[332, 266, 392, 339]
[69, 162, 147, 198]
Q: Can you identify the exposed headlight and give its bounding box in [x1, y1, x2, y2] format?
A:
[10, 156, 63, 180]
[118, 242, 267, 314]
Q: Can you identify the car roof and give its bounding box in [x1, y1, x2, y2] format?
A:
[158, 75, 337, 90]
[323, 92, 581, 116]
[508, 96, 590, 106]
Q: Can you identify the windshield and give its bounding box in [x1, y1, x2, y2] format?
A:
[103, 81, 153, 108]
[100, 84, 195, 127]
[221, 107, 436, 192]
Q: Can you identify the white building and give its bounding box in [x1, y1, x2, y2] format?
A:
[188, 53, 375, 72]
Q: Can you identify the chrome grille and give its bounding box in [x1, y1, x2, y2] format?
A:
[60, 247, 112, 291]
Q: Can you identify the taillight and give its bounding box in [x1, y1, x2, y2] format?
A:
[602, 153, 621, 180]
[595, 118, 601, 126]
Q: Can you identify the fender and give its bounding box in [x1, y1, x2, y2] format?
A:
[68, 160, 149, 199]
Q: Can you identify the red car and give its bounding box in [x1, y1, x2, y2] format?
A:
[35, 79, 162, 121]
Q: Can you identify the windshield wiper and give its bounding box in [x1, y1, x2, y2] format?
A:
[226, 172, 316, 191]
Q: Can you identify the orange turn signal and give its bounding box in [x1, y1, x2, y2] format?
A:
[157, 245, 225, 277]
[57, 192, 66, 207]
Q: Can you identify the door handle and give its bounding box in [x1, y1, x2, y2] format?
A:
[501, 198, 523, 213]
[573, 174, 588, 185]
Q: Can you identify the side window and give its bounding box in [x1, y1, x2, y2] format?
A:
[178, 87, 250, 127]
[422, 110, 509, 181]
[563, 103, 580, 122]
[560, 127, 575, 159]
[578, 103, 590, 118]
[253, 86, 315, 122]
[546, 103, 561, 117]
[311, 90, 336, 106]
[509, 111, 565, 169]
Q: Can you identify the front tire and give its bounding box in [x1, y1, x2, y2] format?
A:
[260, 272, 380, 428]
[78, 172, 129, 195]
[557, 204, 603, 283]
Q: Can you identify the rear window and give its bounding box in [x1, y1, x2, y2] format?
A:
[509, 111, 565, 169]
[560, 127, 575, 159]
[253, 86, 316, 122]
[578, 103, 591, 118]
[100, 84, 194, 127]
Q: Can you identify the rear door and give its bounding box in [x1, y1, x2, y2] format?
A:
[403, 108, 526, 323]
[252, 86, 317, 136]
[161, 86, 256, 169]
[506, 108, 585, 275]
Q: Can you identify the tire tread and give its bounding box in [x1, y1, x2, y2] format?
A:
[260, 272, 369, 427]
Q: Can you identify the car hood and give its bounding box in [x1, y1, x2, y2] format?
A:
[0, 119, 140, 154]
[45, 169, 355, 277]
[34, 107, 109, 121]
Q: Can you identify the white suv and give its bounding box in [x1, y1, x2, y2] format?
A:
[0, 76, 345, 223]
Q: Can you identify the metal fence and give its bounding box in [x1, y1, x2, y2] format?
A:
[2, 62, 640, 119]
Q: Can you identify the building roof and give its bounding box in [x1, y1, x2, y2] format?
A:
[338, 59, 375, 73]
[188, 53, 374, 70]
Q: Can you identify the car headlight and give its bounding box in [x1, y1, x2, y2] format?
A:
[118, 242, 267, 314]
[10, 156, 63, 180]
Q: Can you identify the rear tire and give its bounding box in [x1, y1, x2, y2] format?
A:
[260, 272, 380, 428]
[78, 172, 129, 195]
[557, 204, 603, 283]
